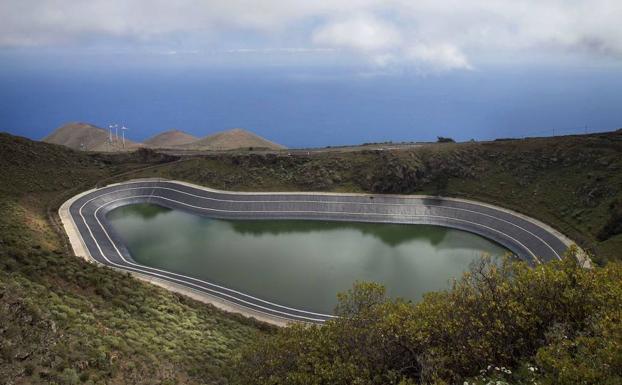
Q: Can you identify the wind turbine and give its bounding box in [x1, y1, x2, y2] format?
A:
[121, 126, 128, 149]
[108, 124, 117, 149]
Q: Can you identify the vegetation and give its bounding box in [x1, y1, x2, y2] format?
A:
[436, 136, 456, 143]
[1, 131, 621, 384]
[231, 251, 622, 385]
[0, 134, 270, 384]
[597, 198, 622, 241]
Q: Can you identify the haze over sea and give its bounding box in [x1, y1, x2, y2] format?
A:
[1, 57, 621, 148]
[3, 1, 622, 148]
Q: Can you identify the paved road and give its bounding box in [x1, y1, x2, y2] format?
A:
[62, 179, 571, 323]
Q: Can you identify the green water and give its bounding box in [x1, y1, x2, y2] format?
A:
[107, 203, 509, 314]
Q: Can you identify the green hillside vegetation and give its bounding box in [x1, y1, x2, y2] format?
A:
[0, 134, 271, 384]
[1, 131, 621, 384]
[231, 252, 622, 385]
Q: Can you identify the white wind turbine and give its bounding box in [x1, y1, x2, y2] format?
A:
[108, 123, 118, 148]
[121, 126, 128, 149]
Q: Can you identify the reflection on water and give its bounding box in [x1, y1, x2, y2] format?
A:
[230, 220, 451, 247]
[107, 203, 509, 314]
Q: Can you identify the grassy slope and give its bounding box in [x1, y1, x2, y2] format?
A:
[0, 134, 270, 385]
[125, 131, 622, 264]
[1, 130, 621, 383]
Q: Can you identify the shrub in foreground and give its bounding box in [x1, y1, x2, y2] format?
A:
[231, 249, 622, 385]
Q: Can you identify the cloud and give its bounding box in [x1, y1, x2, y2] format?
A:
[309, 14, 473, 72]
[312, 14, 401, 52]
[311, 14, 471, 71]
[225, 48, 336, 54]
[1, 0, 621, 72]
[406, 43, 472, 72]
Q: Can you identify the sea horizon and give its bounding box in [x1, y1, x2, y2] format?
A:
[1, 59, 621, 148]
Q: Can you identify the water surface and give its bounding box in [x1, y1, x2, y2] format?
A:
[107, 203, 508, 314]
[2, 64, 621, 147]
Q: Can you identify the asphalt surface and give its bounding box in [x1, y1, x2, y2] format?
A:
[66, 179, 570, 323]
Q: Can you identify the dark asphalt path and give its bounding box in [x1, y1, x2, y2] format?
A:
[66, 179, 570, 323]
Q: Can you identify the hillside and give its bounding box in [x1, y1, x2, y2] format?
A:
[43, 122, 141, 152]
[1, 131, 621, 384]
[0, 133, 269, 384]
[143, 129, 198, 148]
[181, 128, 285, 151]
[41, 123, 284, 152]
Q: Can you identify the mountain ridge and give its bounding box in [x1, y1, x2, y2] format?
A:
[143, 129, 198, 148]
[181, 127, 286, 151]
[43, 122, 141, 152]
[42, 123, 285, 151]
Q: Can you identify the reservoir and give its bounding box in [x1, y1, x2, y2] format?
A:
[107, 203, 509, 315]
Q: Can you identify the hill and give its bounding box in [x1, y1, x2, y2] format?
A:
[181, 128, 285, 151]
[1, 131, 621, 384]
[0, 133, 268, 383]
[43, 122, 141, 152]
[143, 129, 198, 148]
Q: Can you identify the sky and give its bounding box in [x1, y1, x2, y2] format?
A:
[1, 1, 621, 146]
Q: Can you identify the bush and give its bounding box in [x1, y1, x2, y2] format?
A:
[231, 249, 622, 385]
[597, 199, 622, 241]
[437, 136, 455, 143]
[60, 368, 79, 385]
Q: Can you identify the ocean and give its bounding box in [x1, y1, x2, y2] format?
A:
[1, 65, 621, 148]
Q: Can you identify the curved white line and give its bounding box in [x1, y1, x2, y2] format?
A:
[77, 187, 545, 321]
[95, 202, 338, 319]
[79, 207, 330, 322]
[79, 200, 335, 321]
[85, 184, 562, 260]
[99, 194, 540, 262]
[71, 181, 567, 322]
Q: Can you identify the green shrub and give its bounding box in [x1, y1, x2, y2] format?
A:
[231, 250, 622, 385]
[60, 368, 79, 385]
[598, 198, 622, 241]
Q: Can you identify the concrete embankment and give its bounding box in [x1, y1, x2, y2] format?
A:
[60, 178, 582, 324]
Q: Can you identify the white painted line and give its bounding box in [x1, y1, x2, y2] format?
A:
[76, 188, 547, 322]
[96, 194, 540, 263]
[80, 199, 334, 322]
[84, 184, 562, 259]
[63, 179, 583, 323]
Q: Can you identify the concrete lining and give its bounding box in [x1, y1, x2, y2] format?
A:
[59, 178, 585, 325]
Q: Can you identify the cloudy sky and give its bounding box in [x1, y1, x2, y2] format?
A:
[2, 0, 622, 72]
